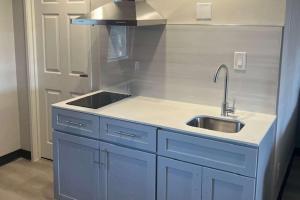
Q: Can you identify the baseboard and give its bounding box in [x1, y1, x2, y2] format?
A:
[0, 149, 31, 167]
[277, 148, 300, 200]
[19, 149, 31, 160]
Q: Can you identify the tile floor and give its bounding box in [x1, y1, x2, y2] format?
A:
[0, 158, 53, 200]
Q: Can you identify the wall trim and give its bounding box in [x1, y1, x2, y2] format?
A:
[24, 0, 41, 161]
[0, 149, 31, 167]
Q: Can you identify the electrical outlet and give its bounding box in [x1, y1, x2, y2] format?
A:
[234, 52, 247, 71]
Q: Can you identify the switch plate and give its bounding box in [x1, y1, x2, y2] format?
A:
[196, 3, 212, 20]
[234, 52, 247, 71]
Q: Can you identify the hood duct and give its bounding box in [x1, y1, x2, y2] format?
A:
[71, 0, 166, 26]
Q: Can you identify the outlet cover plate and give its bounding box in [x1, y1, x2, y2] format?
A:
[196, 3, 212, 20]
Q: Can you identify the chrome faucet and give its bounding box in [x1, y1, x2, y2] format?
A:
[213, 64, 235, 116]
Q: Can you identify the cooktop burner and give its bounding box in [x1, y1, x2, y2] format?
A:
[67, 91, 131, 109]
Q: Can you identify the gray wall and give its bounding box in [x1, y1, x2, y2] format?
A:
[98, 25, 282, 114]
[274, 0, 300, 197]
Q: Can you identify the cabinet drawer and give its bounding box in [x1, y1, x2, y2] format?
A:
[52, 108, 100, 139]
[158, 130, 258, 177]
[100, 117, 157, 152]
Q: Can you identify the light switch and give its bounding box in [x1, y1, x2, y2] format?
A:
[234, 52, 247, 71]
[196, 3, 212, 20]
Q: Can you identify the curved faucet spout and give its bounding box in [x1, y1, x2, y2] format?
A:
[213, 64, 229, 83]
[213, 64, 233, 116]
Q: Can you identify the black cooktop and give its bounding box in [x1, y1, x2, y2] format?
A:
[67, 91, 131, 109]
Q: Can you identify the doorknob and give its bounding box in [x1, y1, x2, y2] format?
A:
[79, 74, 88, 78]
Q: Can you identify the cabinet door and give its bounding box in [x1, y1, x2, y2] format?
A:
[157, 156, 202, 200]
[202, 168, 255, 200]
[53, 131, 100, 200]
[100, 142, 156, 200]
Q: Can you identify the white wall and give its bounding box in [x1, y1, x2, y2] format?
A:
[274, 0, 300, 197]
[0, 0, 21, 156]
[92, 0, 286, 26]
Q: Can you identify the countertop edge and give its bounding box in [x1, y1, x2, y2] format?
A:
[52, 102, 277, 148]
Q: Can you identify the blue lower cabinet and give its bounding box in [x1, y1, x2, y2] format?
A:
[52, 112, 259, 200]
[100, 142, 156, 200]
[157, 156, 202, 200]
[53, 131, 101, 200]
[202, 167, 256, 200]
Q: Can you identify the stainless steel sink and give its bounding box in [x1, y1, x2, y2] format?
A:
[186, 116, 245, 133]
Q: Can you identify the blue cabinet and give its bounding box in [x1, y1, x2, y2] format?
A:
[202, 167, 255, 200]
[52, 108, 262, 200]
[157, 156, 202, 200]
[53, 131, 100, 200]
[99, 142, 156, 200]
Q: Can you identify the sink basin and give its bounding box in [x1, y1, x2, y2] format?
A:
[186, 116, 245, 133]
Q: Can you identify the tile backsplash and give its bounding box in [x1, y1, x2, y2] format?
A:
[96, 25, 282, 114]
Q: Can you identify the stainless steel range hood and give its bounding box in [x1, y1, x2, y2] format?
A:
[71, 0, 166, 26]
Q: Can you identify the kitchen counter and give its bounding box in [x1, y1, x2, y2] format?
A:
[53, 91, 276, 147]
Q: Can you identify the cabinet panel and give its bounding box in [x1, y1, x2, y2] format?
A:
[202, 167, 255, 200]
[157, 156, 202, 200]
[100, 142, 156, 200]
[158, 130, 258, 177]
[52, 108, 100, 139]
[100, 117, 157, 152]
[53, 131, 100, 200]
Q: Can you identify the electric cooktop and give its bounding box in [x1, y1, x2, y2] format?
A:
[67, 91, 131, 109]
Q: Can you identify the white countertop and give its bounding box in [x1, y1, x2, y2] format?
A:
[53, 91, 276, 147]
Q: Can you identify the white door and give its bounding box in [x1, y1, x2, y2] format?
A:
[34, 0, 92, 159]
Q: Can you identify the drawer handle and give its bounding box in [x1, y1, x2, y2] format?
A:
[113, 130, 137, 138]
[65, 120, 85, 127]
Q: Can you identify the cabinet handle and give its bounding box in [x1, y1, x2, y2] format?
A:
[65, 120, 85, 127]
[112, 130, 137, 138]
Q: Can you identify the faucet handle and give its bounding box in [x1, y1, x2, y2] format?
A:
[228, 99, 236, 114]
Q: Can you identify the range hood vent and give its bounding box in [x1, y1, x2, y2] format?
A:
[71, 0, 166, 26]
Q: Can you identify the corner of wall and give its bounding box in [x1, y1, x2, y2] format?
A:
[12, 0, 31, 152]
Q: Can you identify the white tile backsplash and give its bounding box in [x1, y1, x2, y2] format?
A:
[97, 25, 282, 114]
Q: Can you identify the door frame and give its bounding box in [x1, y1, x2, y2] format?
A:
[24, 0, 41, 161]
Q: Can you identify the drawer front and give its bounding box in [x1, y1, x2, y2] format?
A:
[158, 130, 258, 177]
[100, 117, 157, 152]
[52, 108, 100, 139]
